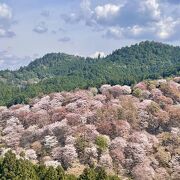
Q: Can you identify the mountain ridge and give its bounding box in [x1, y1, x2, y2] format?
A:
[0, 41, 179, 106]
[1, 41, 180, 82]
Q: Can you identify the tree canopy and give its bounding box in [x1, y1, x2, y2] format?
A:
[0, 151, 120, 180]
[0, 41, 179, 106]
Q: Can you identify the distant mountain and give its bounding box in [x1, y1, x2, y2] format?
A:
[0, 41, 180, 106]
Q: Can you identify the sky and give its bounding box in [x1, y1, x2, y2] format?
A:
[0, 0, 180, 70]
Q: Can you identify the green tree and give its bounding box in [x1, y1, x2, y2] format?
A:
[95, 136, 108, 152]
[44, 166, 58, 180]
[0, 151, 17, 179]
[95, 167, 108, 180]
[78, 168, 97, 180]
[56, 165, 65, 180]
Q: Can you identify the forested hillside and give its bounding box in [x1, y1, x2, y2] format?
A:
[0, 77, 179, 179]
[0, 41, 180, 106]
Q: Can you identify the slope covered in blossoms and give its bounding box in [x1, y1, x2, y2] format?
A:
[0, 77, 179, 179]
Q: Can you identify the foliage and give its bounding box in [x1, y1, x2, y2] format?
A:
[132, 88, 142, 98]
[95, 136, 108, 152]
[0, 151, 39, 180]
[79, 167, 120, 180]
[78, 167, 97, 180]
[75, 136, 89, 158]
[147, 102, 160, 114]
[0, 41, 180, 106]
[0, 151, 119, 180]
[155, 147, 171, 167]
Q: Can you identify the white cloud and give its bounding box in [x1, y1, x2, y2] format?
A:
[63, 0, 162, 26]
[104, 26, 124, 39]
[155, 17, 180, 40]
[58, 37, 71, 42]
[95, 4, 121, 19]
[130, 25, 144, 36]
[90, 51, 106, 58]
[104, 16, 180, 41]
[0, 28, 15, 38]
[61, 0, 180, 41]
[0, 3, 15, 38]
[0, 50, 32, 70]
[0, 3, 12, 19]
[0, 59, 5, 65]
[61, 13, 81, 24]
[100, 0, 180, 41]
[62, 1, 123, 27]
[80, 0, 95, 26]
[140, 0, 161, 20]
[80, 0, 92, 15]
[33, 22, 48, 34]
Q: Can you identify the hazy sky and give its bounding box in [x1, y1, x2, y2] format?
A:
[0, 0, 180, 70]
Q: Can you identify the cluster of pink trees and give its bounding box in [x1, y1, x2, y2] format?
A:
[0, 77, 179, 179]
